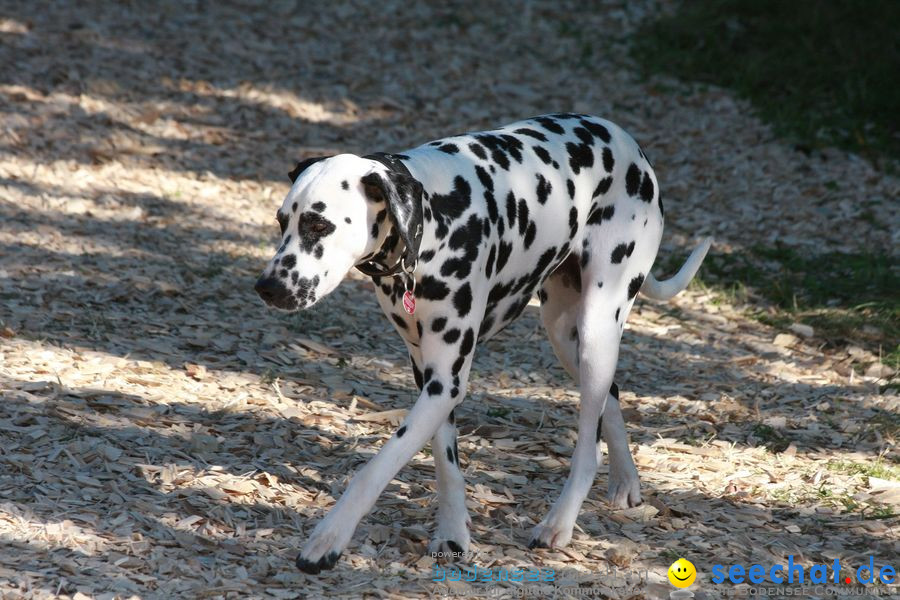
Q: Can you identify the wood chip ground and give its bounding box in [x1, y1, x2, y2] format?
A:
[0, 1, 897, 599]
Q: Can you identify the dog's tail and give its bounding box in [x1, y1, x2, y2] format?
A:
[640, 237, 713, 301]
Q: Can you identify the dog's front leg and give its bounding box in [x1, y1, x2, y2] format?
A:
[296, 328, 476, 574]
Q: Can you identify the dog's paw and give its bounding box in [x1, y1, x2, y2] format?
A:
[608, 471, 642, 509]
[296, 550, 341, 575]
[295, 518, 351, 574]
[528, 516, 573, 550]
[607, 457, 642, 509]
[429, 510, 471, 558]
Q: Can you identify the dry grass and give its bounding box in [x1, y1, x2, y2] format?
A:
[0, 1, 897, 599]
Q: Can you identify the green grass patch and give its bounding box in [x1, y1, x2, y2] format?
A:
[827, 459, 900, 481]
[690, 244, 899, 372]
[632, 0, 900, 166]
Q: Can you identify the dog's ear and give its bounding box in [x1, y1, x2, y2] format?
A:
[360, 170, 424, 256]
[288, 156, 331, 183]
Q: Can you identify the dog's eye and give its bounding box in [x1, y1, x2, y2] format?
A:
[276, 213, 289, 235]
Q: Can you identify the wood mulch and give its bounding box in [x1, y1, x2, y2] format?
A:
[0, 1, 896, 599]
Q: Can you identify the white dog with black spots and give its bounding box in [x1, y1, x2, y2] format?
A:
[255, 113, 712, 573]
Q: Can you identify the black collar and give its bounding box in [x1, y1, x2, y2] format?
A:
[354, 152, 421, 278]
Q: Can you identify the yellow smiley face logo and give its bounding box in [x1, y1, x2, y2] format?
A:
[667, 558, 697, 588]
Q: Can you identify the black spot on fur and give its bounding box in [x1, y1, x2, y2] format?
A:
[469, 143, 487, 160]
[628, 273, 645, 300]
[514, 127, 548, 141]
[460, 328, 475, 357]
[484, 190, 499, 224]
[500, 134, 524, 163]
[615, 307, 620, 322]
[568, 207, 579, 238]
[517, 199, 529, 236]
[625, 164, 641, 196]
[341, 180, 349, 191]
[524, 222, 537, 249]
[391, 313, 408, 330]
[502, 297, 530, 322]
[534, 116, 564, 134]
[443, 328, 461, 344]
[446, 446, 455, 464]
[397, 425, 407, 438]
[549, 112, 582, 120]
[311, 201, 326, 213]
[438, 143, 459, 154]
[297, 213, 336, 253]
[496, 241, 513, 273]
[452, 356, 465, 377]
[486, 245, 497, 278]
[611, 241, 636, 264]
[281, 254, 296, 269]
[417, 276, 450, 301]
[505, 191, 517, 227]
[573, 126, 593, 145]
[602, 147, 614, 172]
[344, 217, 351, 224]
[532, 145, 552, 165]
[475, 134, 510, 170]
[475, 165, 493, 191]
[536, 174, 552, 204]
[565, 142, 594, 174]
[453, 283, 473, 317]
[566, 179, 575, 199]
[658, 194, 664, 216]
[580, 119, 611, 142]
[428, 380, 444, 396]
[432, 317, 447, 332]
[587, 203, 614, 225]
[639, 172, 654, 202]
[430, 176, 472, 239]
[442, 214, 483, 279]
[478, 316, 494, 338]
[419, 249, 436, 263]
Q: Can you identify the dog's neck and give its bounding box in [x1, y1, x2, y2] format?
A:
[356, 215, 405, 276]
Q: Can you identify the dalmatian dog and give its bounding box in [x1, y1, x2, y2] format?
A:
[255, 113, 712, 573]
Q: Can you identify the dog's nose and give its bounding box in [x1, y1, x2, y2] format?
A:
[255, 276, 290, 306]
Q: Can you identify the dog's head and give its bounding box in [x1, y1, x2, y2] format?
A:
[255, 153, 423, 311]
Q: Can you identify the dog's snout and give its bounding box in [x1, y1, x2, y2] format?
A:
[255, 276, 290, 306]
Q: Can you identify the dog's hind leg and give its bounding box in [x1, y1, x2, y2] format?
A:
[531, 224, 653, 549]
[539, 256, 641, 509]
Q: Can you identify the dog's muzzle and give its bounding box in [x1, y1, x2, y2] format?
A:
[254, 276, 296, 310]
